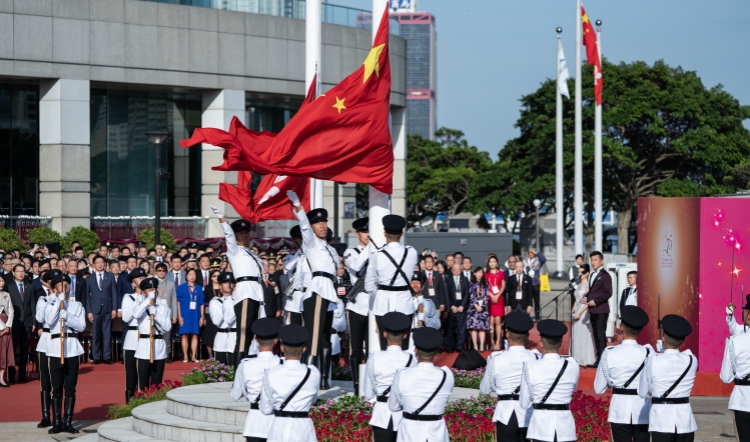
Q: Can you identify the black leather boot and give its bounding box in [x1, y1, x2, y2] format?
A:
[37, 391, 51, 428]
[319, 348, 331, 390]
[126, 390, 134, 404]
[48, 398, 63, 434]
[349, 356, 360, 396]
[63, 396, 79, 434]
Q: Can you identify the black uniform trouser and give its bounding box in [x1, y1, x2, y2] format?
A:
[214, 351, 234, 367]
[374, 314, 413, 351]
[649, 431, 694, 442]
[302, 294, 331, 357]
[590, 312, 608, 361]
[9, 324, 30, 380]
[49, 357, 79, 399]
[734, 410, 750, 442]
[136, 358, 165, 390]
[371, 417, 397, 442]
[445, 311, 466, 352]
[611, 423, 649, 442]
[347, 310, 368, 363]
[496, 411, 527, 442]
[38, 352, 51, 393]
[246, 437, 266, 442]
[234, 299, 260, 356]
[286, 311, 302, 326]
[531, 284, 541, 318]
[124, 350, 137, 392]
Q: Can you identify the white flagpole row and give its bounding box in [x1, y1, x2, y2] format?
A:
[574, 0, 583, 256]
[555, 32, 565, 277]
[306, 0, 324, 209]
[594, 24, 603, 252]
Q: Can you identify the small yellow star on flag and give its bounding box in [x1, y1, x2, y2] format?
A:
[333, 97, 346, 113]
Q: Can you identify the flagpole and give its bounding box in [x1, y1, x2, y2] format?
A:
[594, 21, 603, 253]
[574, 0, 583, 256]
[555, 29, 565, 278]
[306, 0, 324, 208]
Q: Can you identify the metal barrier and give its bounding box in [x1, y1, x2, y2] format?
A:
[0, 216, 53, 240]
[91, 217, 208, 240]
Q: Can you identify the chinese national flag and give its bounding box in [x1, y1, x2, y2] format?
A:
[581, 6, 602, 105]
[181, 7, 394, 194]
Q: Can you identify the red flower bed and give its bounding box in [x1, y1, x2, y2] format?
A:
[570, 390, 611, 442]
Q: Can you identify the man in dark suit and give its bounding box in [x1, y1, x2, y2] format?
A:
[423, 255, 448, 315]
[194, 255, 212, 289]
[165, 255, 186, 289]
[505, 261, 533, 315]
[619, 271, 637, 312]
[7, 264, 35, 382]
[84, 255, 118, 364]
[109, 260, 132, 310]
[582, 251, 612, 367]
[444, 262, 470, 353]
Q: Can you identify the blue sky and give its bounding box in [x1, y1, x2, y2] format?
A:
[338, 0, 750, 157]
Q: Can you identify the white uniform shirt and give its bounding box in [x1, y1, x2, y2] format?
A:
[638, 349, 698, 433]
[480, 346, 541, 426]
[519, 354, 580, 442]
[44, 294, 85, 358]
[364, 346, 417, 429]
[209, 296, 237, 352]
[121, 292, 145, 351]
[261, 360, 320, 442]
[365, 242, 418, 316]
[594, 340, 653, 424]
[220, 221, 264, 305]
[35, 292, 51, 353]
[294, 209, 340, 306]
[231, 352, 282, 438]
[388, 362, 454, 442]
[624, 288, 638, 307]
[727, 313, 748, 336]
[720, 332, 750, 412]
[134, 296, 172, 361]
[344, 244, 371, 316]
[283, 250, 303, 314]
[330, 299, 347, 355]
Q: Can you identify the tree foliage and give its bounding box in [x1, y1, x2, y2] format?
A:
[138, 228, 177, 252]
[0, 228, 24, 252]
[63, 226, 100, 255]
[27, 226, 63, 245]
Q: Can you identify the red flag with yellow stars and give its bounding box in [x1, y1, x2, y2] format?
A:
[581, 5, 602, 106]
[181, 8, 394, 194]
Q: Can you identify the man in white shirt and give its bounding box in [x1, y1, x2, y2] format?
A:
[720, 294, 750, 441]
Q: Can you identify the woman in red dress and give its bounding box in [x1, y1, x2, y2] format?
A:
[485, 255, 506, 350]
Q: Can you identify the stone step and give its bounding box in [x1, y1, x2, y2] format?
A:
[95, 417, 170, 442]
[131, 400, 244, 442]
[72, 433, 99, 442]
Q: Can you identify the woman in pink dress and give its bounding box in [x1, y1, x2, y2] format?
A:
[485, 255, 506, 350]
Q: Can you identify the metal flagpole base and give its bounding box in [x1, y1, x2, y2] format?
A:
[551, 271, 567, 279]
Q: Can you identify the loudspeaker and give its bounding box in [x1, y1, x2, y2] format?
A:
[452, 349, 487, 370]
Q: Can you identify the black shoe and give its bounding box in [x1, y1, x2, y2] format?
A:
[104, 360, 114, 365]
[92, 360, 101, 365]
[17, 376, 29, 383]
[349, 357, 360, 396]
[586, 363, 599, 369]
[319, 348, 332, 390]
[62, 396, 79, 434]
[126, 390, 134, 404]
[48, 398, 63, 434]
[37, 391, 51, 428]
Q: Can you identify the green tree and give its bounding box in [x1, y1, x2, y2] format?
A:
[138, 228, 177, 252]
[63, 226, 100, 255]
[27, 226, 63, 246]
[407, 128, 492, 227]
[0, 228, 24, 252]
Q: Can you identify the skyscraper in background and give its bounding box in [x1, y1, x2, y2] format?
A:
[390, 0, 437, 140]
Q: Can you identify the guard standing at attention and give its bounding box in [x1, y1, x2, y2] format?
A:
[479, 312, 541, 442]
[260, 324, 320, 442]
[519, 319, 580, 442]
[365, 215, 418, 351]
[121, 268, 147, 403]
[363, 312, 417, 442]
[210, 205, 265, 368]
[133, 277, 171, 390]
[594, 306, 654, 442]
[638, 314, 698, 442]
[210, 272, 237, 367]
[231, 317, 283, 442]
[34, 269, 61, 428]
[720, 294, 750, 441]
[344, 217, 371, 395]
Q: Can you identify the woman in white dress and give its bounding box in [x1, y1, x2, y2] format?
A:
[571, 264, 597, 366]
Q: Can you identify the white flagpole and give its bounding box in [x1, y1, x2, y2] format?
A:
[555, 31, 565, 277]
[574, 0, 583, 256]
[306, 0, 324, 208]
[594, 22, 603, 253]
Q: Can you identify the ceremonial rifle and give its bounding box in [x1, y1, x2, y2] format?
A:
[60, 290, 66, 364]
[149, 287, 156, 363]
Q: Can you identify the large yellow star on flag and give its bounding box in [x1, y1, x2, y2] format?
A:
[333, 97, 346, 114]
[582, 14, 589, 24]
[363, 44, 386, 83]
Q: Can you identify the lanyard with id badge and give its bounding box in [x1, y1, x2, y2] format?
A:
[188, 286, 197, 310]
[455, 277, 462, 301]
[516, 277, 523, 300]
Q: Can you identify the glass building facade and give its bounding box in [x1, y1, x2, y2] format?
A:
[89, 90, 202, 217]
[0, 83, 40, 216]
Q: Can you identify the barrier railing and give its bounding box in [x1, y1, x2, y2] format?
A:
[91, 217, 208, 240]
[0, 216, 53, 240]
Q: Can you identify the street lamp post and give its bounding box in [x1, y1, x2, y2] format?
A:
[533, 199, 541, 252]
[145, 132, 172, 246]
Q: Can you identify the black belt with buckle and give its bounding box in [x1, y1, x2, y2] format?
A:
[312, 271, 336, 283]
[236, 276, 261, 283]
[127, 326, 138, 331]
[376, 395, 389, 402]
[50, 333, 78, 339]
[612, 388, 638, 395]
[402, 412, 443, 421]
[532, 403, 570, 410]
[651, 397, 689, 404]
[250, 403, 260, 410]
[218, 328, 237, 333]
[377, 285, 410, 291]
[42, 328, 50, 333]
[274, 410, 309, 418]
[735, 378, 750, 386]
[139, 334, 163, 339]
[497, 394, 520, 401]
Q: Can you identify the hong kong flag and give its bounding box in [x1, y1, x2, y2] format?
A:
[581, 5, 602, 105]
[181, 7, 394, 194]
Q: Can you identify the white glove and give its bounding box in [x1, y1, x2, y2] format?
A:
[727, 306, 734, 316]
[148, 306, 157, 316]
[58, 293, 66, 302]
[503, 339, 509, 350]
[59, 310, 68, 320]
[148, 292, 155, 300]
[210, 205, 224, 219]
[286, 190, 301, 207]
[656, 339, 663, 353]
[417, 313, 424, 321]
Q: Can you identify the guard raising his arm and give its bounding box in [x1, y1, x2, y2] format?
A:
[720, 294, 750, 441]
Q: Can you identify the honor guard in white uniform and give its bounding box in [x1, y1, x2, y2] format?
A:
[726, 296, 749, 336]
[595, 306, 654, 442]
[283, 226, 304, 326]
[121, 268, 148, 403]
[45, 274, 86, 435]
[232, 318, 283, 442]
[388, 327, 453, 442]
[638, 314, 697, 442]
[286, 191, 339, 371]
[720, 294, 750, 441]
[365, 215, 418, 351]
[210, 205, 265, 368]
[363, 312, 417, 442]
[134, 277, 172, 390]
[344, 217, 371, 395]
[409, 273, 441, 332]
[210, 272, 237, 367]
[260, 324, 321, 442]
[35, 270, 62, 429]
[480, 312, 540, 442]
[519, 319, 580, 442]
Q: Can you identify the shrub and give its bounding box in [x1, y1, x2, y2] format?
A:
[63, 226, 99, 255]
[332, 359, 352, 381]
[138, 227, 177, 252]
[181, 359, 234, 386]
[452, 367, 484, 389]
[26, 226, 63, 246]
[0, 227, 24, 251]
[106, 380, 182, 419]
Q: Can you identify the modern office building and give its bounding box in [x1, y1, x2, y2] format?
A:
[0, 0, 407, 238]
[391, 1, 437, 140]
